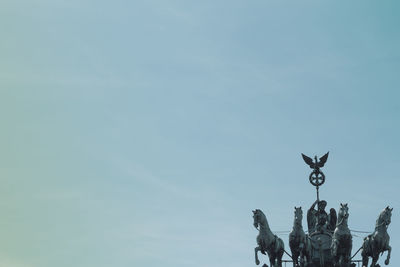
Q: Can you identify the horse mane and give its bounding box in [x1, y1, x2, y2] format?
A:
[256, 209, 271, 230]
[376, 207, 392, 228]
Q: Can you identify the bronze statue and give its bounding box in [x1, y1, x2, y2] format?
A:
[289, 207, 311, 267]
[331, 203, 352, 267]
[249, 152, 393, 267]
[361, 207, 392, 267]
[253, 209, 284, 267]
[303, 152, 337, 236]
[307, 200, 336, 234]
[302, 152, 329, 173]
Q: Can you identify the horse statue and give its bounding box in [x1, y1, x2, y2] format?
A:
[289, 207, 311, 267]
[252, 209, 284, 267]
[331, 203, 352, 267]
[361, 206, 392, 267]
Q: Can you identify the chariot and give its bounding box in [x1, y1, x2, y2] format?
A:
[309, 232, 335, 266]
[252, 153, 392, 267]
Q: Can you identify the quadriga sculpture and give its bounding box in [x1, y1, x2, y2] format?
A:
[331, 203, 352, 267]
[361, 206, 392, 267]
[289, 207, 311, 267]
[253, 209, 284, 267]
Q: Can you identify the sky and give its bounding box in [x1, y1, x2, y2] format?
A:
[0, 1, 399, 267]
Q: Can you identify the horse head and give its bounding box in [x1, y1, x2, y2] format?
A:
[379, 206, 393, 227]
[294, 206, 303, 224]
[252, 209, 263, 229]
[338, 203, 349, 222]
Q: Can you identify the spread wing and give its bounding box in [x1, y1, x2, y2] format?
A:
[301, 153, 315, 168]
[318, 152, 329, 168]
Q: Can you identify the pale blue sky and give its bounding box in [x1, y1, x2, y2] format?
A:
[0, 1, 399, 267]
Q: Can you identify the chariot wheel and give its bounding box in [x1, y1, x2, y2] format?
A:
[309, 171, 325, 186]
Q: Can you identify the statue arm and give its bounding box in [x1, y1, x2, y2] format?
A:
[310, 200, 318, 210]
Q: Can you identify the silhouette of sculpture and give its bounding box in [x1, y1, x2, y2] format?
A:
[362, 207, 392, 267]
[253, 209, 284, 267]
[307, 200, 326, 233]
[289, 207, 311, 267]
[249, 152, 393, 267]
[331, 203, 352, 267]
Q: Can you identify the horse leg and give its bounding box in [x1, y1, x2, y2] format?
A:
[361, 241, 369, 267]
[299, 256, 304, 267]
[303, 241, 310, 267]
[269, 257, 275, 267]
[268, 252, 276, 267]
[370, 254, 378, 267]
[292, 251, 300, 267]
[341, 247, 351, 267]
[384, 245, 391, 265]
[307, 244, 312, 267]
[300, 251, 305, 267]
[331, 239, 338, 266]
[278, 249, 284, 267]
[291, 252, 296, 267]
[346, 252, 352, 267]
[361, 254, 369, 267]
[255, 246, 261, 265]
[339, 254, 343, 267]
[299, 243, 305, 267]
[348, 242, 353, 265]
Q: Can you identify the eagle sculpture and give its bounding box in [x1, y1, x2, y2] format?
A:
[301, 152, 329, 172]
